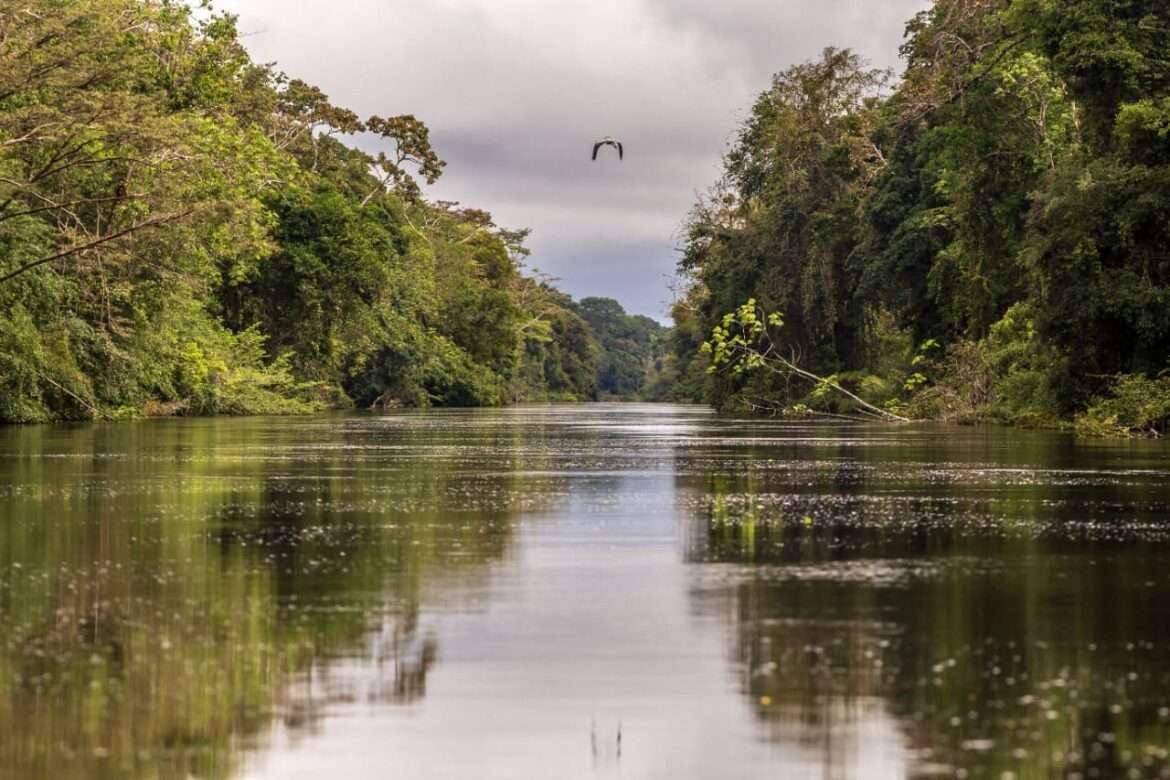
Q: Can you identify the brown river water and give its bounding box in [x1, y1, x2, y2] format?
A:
[2, 404, 1170, 779]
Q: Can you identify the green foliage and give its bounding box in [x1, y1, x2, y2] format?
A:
[1115, 98, 1170, 164]
[668, 0, 1170, 426]
[701, 299, 776, 376]
[576, 297, 668, 398]
[224, 185, 406, 381]
[0, 303, 93, 423]
[1075, 373, 1170, 437]
[172, 326, 323, 417]
[512, 289, 600, 402]
[701, 299, 909, 421]
[679, 48, 890, 402]
[0, 0, 621, 422]
[907, 304, 1062, 425]
[903, 339, 938, 393]
[641, 292, 710, 402]
[1024, 159, 1170, 408]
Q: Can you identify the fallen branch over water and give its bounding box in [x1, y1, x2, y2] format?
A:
[703, 300, 912, 423]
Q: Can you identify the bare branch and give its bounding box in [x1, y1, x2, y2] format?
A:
[0, 194, 142, 222]
[0, 210, 192, 284]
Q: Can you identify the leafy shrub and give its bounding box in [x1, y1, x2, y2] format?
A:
[175, 326, 324, 416]
[909, 304, 1062, 425]
[344, 320, 505, 409]
[1075, 374, 1170, 438]
[858, 375, 896, 405]
[0, 304, 96, 423]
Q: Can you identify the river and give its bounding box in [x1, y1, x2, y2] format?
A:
[1, 404, 1169, 778]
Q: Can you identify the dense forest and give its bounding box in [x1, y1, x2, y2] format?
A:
[4, 0, 1169, 435]
[665, 0, 1170, 436]
[576, 297, 670, 399]
[0, 0, 666, 423]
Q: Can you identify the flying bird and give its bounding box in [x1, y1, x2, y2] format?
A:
[592, 136, 623, 161]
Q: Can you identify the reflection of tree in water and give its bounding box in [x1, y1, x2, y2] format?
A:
[0, 417, 568, 779]
[686, 465, 1170, 778]
[692, 559, 899, 779]
[278, 615, 440, 735]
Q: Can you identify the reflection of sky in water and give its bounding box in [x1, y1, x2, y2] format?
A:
[3, 404, 1170, 779]
[240, 469, 910, 780]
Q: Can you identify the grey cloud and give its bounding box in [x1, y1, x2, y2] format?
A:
[643, 0, 930, 76]
[218, 0, 929, 320]
[527, 238, 683, 319]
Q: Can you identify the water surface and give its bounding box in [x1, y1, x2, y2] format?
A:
[2, 404, 1170, 778]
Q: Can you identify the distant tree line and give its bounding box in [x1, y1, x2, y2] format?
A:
[576, 297, 670, 399]
[0, 0, 660, 422]
[664, 0, 1170, 436]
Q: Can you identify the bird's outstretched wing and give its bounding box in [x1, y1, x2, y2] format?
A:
[617, 142, 623, 160]
[592, 141, 602, 161]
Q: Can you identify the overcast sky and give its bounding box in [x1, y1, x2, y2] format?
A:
[216, 0, 929, 320]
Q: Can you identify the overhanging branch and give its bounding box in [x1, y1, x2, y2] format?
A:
[0, 210, 192, 284]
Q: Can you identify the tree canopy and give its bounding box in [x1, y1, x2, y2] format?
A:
[667, 0, 1170, 435]
[0, 0, 642, 422]
[576, 297, 669, 399]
